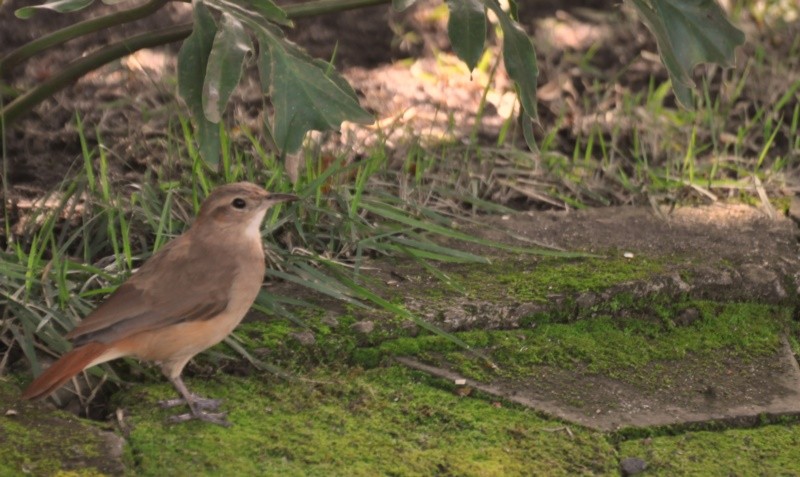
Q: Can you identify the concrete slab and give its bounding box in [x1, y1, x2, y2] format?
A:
[397, 337, 800, 431]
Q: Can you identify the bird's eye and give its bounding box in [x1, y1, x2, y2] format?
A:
[232, 198, 247, 209]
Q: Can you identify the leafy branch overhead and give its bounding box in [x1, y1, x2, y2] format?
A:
[183, 0, 542, 163]
[628, 0, 745, 107]
[176, 0, 374, 163]
[5, 0, 746, 163]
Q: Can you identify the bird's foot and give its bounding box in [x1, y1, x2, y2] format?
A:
[163, 376, 230, 425]
[167, 410, 231, 427]
[158, 394, 223, 412]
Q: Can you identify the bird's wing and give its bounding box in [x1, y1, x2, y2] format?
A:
[67, 235, 236, 346]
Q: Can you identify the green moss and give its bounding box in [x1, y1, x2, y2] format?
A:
[54, 471, 108, 477]
[619, 424, 800, 475]
[229, 316, 359, 369]
[448, 256, 665, 303]
[225, 256, 771, 380]
[373, 302, 790, 384]
[226, 306, 427, 373]
[0, 381, 115, 476]
[246, 320, 296, 349]
[118, 366, 617, 476]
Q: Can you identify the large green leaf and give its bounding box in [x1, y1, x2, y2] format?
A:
[203, 12, 252, 123]
[15, 0, 94, 18]
[177, 0, 220, 165]
[484, 0, 538, 118]
[392, 0, 416, 11]
[447, 0, 487, 71]
[258, 33, 373, 153]
[208, 0, 290, 26]
[245, 0, 289, 25]
[629, 0, 745, 106]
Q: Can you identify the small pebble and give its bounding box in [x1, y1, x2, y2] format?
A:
[289, 331, 316, 346]
[350, 320, 375, 334]
[320, 313, 340, 328]
[674, 307, 700, 326]
[620, 457, 647, 476]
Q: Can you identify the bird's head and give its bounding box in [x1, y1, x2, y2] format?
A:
[195, 182, 298, 237]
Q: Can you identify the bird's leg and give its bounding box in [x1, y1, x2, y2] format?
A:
[164, 375, 230, 427]
[158, 393, 223, 411]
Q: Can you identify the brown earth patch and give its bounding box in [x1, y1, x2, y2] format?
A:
[4, 0, 798, 208]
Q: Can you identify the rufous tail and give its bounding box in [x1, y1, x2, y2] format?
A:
[21, 342, 110, 400]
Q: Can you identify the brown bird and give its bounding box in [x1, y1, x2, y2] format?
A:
[21, 182, 298, 426]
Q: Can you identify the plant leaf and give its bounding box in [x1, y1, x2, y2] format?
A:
[484, 0, 538, 118]
[242, 0, 289, 25]
[203, 12, 252, 123]
[258, 33, 373, 153]
[207, 0, 291, 27]
[521, 112, 537, 151]
[447, 0, 487, 71]
[392, 0, 416, 11]
[628, 0, 745, 107]
[15, 0, 94, 18]
[177, 0, 221, 165]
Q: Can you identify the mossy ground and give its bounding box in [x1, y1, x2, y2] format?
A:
[109, 294, 800, 476]
[9, 252, 800, 475]
[462, 252, 664, 303]
[231, 300, 793, 389]
[430, 255, 667, 304]
[10, 363, 800, 476]
[117, 366, 617, 476]
[385, 301, 791, 386]
[114, 365, 800, 476]
[0, 380, 121, 476]
[619, 425, 800, 475]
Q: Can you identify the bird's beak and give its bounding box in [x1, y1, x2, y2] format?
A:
[266, 193, 299, 203]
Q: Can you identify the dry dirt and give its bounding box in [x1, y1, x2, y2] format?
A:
[4, 0, 797, 207]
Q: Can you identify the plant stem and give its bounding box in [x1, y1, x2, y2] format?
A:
[2, 24, 191, 125]
[0, 0, 393, 125]
[0, 0, 171, 74]
[286, 0, 393, 18]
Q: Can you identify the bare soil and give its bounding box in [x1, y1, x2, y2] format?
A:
[3, 0, 798, 206]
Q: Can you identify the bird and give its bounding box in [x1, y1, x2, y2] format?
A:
[20, 182, 298, 426]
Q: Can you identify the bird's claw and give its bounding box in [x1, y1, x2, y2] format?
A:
[158, 394, 223, 411]
[167, 411, 231, 427]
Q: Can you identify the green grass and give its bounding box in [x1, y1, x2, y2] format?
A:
[506, 1, 799, 210]
[2, 113, 580, 387]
